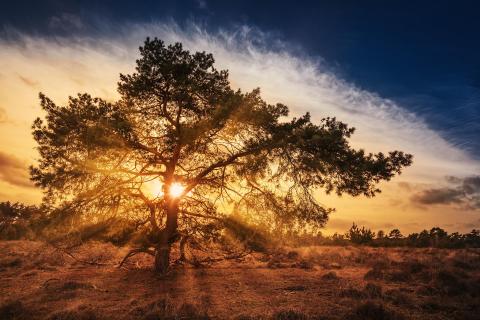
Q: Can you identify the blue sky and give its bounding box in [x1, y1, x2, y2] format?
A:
[2, 0, 480, 158]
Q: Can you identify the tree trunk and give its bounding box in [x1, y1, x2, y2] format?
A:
[154, 199, 179, 274]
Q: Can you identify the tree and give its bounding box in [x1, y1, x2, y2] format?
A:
[429, 227, 448, 247]
[30, 38, 412, 273]
[346, 223, 375, 244]
[388, 229, 403, 240]
[417, 230, 431, 247]
[376, 230, 385, 239]
[0, 202, 45, 240]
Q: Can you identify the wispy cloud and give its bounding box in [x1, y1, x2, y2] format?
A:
[195, 0, 208, 9]
[48, 13, 84, 32]
[17, 74, 40, 88]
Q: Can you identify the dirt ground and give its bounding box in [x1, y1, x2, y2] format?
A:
[0, 241, 479, 319]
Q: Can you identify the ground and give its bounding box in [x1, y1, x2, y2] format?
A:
[0, 241, 479, 319]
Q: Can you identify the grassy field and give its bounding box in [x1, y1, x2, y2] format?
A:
[0, 240, 479, 319]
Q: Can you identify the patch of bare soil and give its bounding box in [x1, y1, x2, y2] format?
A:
[1, 241, 479, 319]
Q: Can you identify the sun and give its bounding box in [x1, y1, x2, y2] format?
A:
[169, 182, 185, 198]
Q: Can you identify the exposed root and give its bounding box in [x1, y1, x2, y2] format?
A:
[118, 248, 155, 268]
[42, 278, 61, 287]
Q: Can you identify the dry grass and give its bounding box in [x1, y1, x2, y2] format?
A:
[0, 241, 479, 319]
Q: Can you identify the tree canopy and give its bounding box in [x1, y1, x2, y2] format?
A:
[31, 38, 412, 272]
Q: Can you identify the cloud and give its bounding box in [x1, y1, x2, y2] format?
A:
[195, 0, 208, 9]
[17, 74, 39, 88]
[411, 176, 480, 209]
[48, 13, 84, 32]
[0, 151, 34, 188]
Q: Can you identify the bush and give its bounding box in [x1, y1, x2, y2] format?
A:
[0, 300, 31, 320]
[49, 308, 98, 320]
[433, 269, 467, 296]
[141, 300, 209, 320]
[364, 283, 382, 298]
[364, 268, 384, 281]
[223, 216, 270, 252]
[272, 310, 308, 320]
[348, 301, 404, 320]
[384, 289, 412, 306]
[340, 288, 367, 299]
[387, 270, 411, 282]
[322, 271, 339, 281]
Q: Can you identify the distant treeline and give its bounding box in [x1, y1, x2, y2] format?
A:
[1, 201, 479, 249]
[287, 223, 480, 249]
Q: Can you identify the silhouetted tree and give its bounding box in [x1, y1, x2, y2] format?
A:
[346, 223, 375, 244]
[388, 229, 403, 240]
[465, 229, 480, 247]
[417, 230, 431, 247]
[331, 232, 348, 245]
[30, 38, 412, 273]
[447, 232, 465, 248]
[0, 202, 46, 240]
[429, 227, 448, 247]
[376, 230, 385, 239]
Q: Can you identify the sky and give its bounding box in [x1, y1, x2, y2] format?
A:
[0, 0, 479, 234]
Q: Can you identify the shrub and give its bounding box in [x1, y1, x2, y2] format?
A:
[340, 288, 367, 299]
[364, 283, 382, 298]
[272, 310, 308, 320]
[49, 308, 98, 320]
[364, 268, 384, 281]
[433, 269, 467, 296]
[0, 300, 31, 320]
[387, 271, 411, 282]
[402, 259, 426, 274]
[322, 271, 339, 281]
[141, 301, 209, 320]
[348, 301, 404, 320]
[384, 289, 412, 306]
